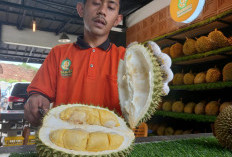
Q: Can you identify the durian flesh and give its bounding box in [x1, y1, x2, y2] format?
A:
[38, 104, 134, 156]
[118, 44, 163, 129]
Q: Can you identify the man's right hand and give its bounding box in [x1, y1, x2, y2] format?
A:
[24, 94, 50, 127]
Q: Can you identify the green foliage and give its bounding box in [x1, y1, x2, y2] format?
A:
[20, 63, 38, 72]
[129, 137, 232, 157]
[155, 110, 216, 123]
[9, 137, 232, 157]
[7, 79, 19, 83]
[170, 81, 232, 91]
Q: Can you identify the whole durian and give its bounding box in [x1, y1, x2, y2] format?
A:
[195, 36, 213, 53]
[162, 101, 172, 111]
[194, 72, 206, 84]
[214, 106, 232, 150]
[170, 43, 183, 58]
[37, 42, 166, 157]
[219, 102, 232, 113]
[206, 68, 221, 83]
[173, 73, 184, 85]
[183, 38, 197, 55]
[164, 127, 174, 136]
[205, 101, 219, 116]
[172, 101, 184, 113]
[184, 102, 196, 114]
[162, 47, 170, 56]
[223, 62, 232, 81]
[208, 29, 230, 48]
[183, 71, 195, 85]
[194, 101, 206, 115]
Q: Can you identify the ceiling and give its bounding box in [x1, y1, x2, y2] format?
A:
[0, 0, 153, 64]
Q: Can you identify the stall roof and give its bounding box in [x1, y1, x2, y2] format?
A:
[0, 0, 152, 63]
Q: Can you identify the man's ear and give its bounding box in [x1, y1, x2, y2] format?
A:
[76, 2, 84, 17]
[114, 14, 123, 27]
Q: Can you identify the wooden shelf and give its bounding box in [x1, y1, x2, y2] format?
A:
[170, 81, 232, 91]
[172, 46, 232, 65]
[155, 110, 216, 123]
[143, 9, 232, 48]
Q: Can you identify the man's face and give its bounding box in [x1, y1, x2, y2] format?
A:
[80, 0, 122, 37]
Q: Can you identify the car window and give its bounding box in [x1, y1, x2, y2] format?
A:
[11, 83, 30, 98]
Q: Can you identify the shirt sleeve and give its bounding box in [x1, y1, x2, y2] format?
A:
[27, 48, 58, 102]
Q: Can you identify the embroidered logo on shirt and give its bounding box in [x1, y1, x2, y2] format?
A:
[61, 59, 73, 77]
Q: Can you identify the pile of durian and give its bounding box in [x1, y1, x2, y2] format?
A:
[148, 123, 206, 136]
[36, 41, 173, 157]
[160, 100, 232, 116]
[162, 29, 231, 58]
[171, 62, 232, 85]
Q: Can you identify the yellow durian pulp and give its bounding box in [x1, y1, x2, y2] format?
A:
[60, 106, 120, 128]
[50, 129, 124, 152]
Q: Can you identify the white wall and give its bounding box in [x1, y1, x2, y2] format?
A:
[126, 0, 171, 28]
[2, 25, 77, 49]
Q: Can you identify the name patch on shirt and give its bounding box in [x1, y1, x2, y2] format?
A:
[61, 59, 73, 77]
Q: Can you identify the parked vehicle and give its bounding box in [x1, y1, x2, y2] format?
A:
[1, 82, 30, 110]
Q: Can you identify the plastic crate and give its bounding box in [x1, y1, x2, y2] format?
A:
[27, 135, 36, 145]
[4, 136, 24, 146]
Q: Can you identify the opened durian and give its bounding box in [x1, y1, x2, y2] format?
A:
[37, 41, 168, 157]
[214, 105, 232, 150]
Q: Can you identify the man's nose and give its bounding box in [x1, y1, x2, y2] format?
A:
[97, 3, 107, 16]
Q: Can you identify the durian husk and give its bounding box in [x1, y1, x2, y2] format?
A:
[223, 62, 232, 81]
[183, 38, 197, 55]
[194, 72, 206, 84]
[173, 73, 184, 85]
[205, 101, 219, 116]
[118, 43, 163, 129]
[170, 43, 183, 58]
[172, 101, 184, 113]
[206, 68, 221, 83]
[162, 47, 170, 56]
[183, 72, 195, 85]
[208, 29, 230, 48]
[214, 106, 232, 150]
[195, 36, 213, 53]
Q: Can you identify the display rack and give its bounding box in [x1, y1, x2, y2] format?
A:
[150, 9, 232, 133]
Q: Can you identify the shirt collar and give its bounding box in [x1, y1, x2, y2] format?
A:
[76, 35, 111, 51]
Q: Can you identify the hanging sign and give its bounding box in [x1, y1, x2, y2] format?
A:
[170, 0, 205, 23]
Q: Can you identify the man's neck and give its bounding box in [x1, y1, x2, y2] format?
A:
[83, 31, 109, 48]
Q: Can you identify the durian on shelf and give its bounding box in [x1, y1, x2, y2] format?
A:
[36, 41, 173, 157]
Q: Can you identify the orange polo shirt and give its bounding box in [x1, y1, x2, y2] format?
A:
[27, 36, 125, 115]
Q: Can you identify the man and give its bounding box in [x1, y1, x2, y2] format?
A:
[24, 0, 124, 126]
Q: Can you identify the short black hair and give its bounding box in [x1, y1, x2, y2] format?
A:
[81, 0, 122, 14]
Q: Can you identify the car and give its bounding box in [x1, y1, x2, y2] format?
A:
[2, 82, 30, 110]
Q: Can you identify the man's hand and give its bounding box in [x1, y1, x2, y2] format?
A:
[24, 94, 50, 126]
